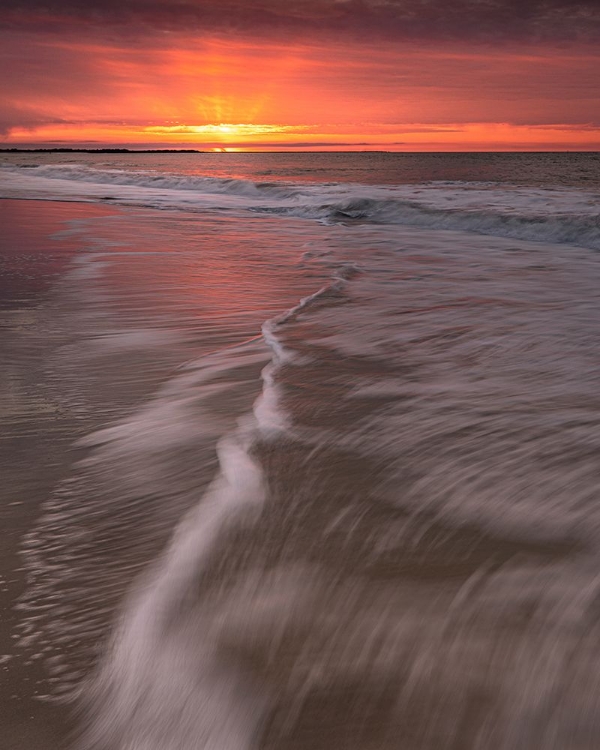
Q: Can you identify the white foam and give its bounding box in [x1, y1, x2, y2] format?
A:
[2, 165, 599, 250]
[78, 275, 345, 747]
[78, 409, 271, 748]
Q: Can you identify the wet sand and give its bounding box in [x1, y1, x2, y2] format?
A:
[3, 193, 598, 750]
[0, 197, 332, 749]
[0, 200, 121, 748]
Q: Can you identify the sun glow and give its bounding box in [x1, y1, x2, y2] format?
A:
[144, 123, 306, 139]
[1, 32, 598, 150]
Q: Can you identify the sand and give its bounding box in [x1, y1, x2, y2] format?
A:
[0, 200, 119, 749]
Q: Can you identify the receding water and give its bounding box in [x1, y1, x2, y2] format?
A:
[1, 152, 600, 750]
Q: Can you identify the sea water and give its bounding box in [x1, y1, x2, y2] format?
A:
[1, 152, 600, 749]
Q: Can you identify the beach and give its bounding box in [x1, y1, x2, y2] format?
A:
[2, 153, 600, 749]
[1, 194, 334, 748]
[0, 200, 116, 748]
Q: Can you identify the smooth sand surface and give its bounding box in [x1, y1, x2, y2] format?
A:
[0, 199, 118, 750]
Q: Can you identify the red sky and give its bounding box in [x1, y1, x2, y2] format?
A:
[2, 0, 599, 150]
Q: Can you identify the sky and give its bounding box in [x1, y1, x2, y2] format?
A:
[1, 0, 599, 150]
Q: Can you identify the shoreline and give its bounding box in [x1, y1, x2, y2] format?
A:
[0, 196, 334, 749]
[3, 170, 600, 749]
[0, 199, 121, 749]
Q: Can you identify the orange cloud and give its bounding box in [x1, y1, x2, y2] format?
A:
[1, 32, 599, 150]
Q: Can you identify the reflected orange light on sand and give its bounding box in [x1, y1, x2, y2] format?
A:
[7, 121, 599, 151]
[2, 35, 599, 150]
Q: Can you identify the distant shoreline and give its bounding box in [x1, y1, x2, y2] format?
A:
[0, 148, 205, 153]
[1, 148, 598, 154]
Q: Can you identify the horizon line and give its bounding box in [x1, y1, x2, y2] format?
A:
[2, 147, 600, 154]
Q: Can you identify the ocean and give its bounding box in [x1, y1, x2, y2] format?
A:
[1, 151, 600, 750]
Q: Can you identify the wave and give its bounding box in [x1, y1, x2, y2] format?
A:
[252, 196, 600, 251]
[14, 195, 600, 748]
[7, 163, 303, 200]
[3, 163, 599, 250]
[74, 258, 357, 749]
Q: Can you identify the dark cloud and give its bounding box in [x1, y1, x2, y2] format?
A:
[2, 0, 600, 42]
[0, 104, 67, 135]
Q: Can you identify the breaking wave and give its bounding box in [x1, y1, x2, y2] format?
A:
[6, 163, 304, 200]
[252, 196, 600, 251]
[2, 162, 599, 251]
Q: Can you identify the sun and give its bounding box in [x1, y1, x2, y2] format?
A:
[141, 122, 308, 146]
